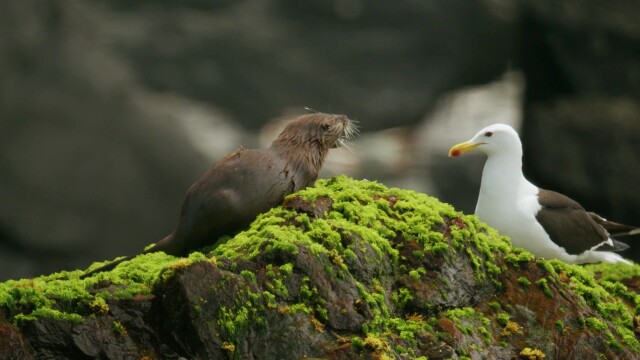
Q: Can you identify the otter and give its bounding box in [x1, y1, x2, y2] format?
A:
[81, 113, 358, 278]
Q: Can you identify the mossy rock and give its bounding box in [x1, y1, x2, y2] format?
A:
[1, 176, 639, 359]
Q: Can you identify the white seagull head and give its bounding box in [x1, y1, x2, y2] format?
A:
[448, 123, 522, 158]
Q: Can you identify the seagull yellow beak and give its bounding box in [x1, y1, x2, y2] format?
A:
[448, 141, 482, 157]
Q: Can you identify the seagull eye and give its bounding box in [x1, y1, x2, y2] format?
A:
[484, 131, 493, 137]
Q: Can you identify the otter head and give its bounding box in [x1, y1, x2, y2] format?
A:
[271, 112, 358, 172]
[272, 113, 357, 151]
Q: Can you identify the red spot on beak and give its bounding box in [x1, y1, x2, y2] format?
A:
[451, 149, 461, 157]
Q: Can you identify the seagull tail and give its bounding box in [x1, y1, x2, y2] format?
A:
[598, 252, 632, 265]
[589, 212, 640, 237]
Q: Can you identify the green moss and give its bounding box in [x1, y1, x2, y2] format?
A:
[586, 317, 608, 331]
[505, 304, 515, 314]
[425, 238, 449, 256]
[215, 287, 275, 343]
[578, 317, 586, 327]
[537, 259, 557, 276]
[363, 334, 391, 355]
[263, 264, 289, 298]
[262, 291, 277, 309]
[221, 342, 235, 353]
[0, 250, 187, 326]
[496, 312, 510, 326]
[517, 276, 531, 288]
[535, 278, 553, 298]
[280, 303, 311, 315]
[240, 270, 256, 283]
[408, 270, 420, 280]
[408, 267, 426, 281]
[392, 287, 414, 309]
[606, 330, 623, 350]
[584, 262, 640, 283]
[88, 297, 109, 315]
[15, 307, 83, 325]
[217, 305, 250, 339]
[487, 301, 502, 312]
[486, 262, 502, 276]
[388, 315, 433, 345]
[478, 324, 492, 345]
[504, 249, 535, 266]
[112, 320, 127, 336]
[538, 259, 640, 352]
[351, 336, 366, 350]
[279, 263, 294, 276]
[444, 307, 493, 345]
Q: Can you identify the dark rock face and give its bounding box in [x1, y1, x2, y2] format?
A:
[111, 0, 514, 131]
[518, 0, 640, 259]
[0, 0, 228, 280]
[1, 177, 639, 359]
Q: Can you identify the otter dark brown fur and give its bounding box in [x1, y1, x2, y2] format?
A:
[81, 113, 357, 278]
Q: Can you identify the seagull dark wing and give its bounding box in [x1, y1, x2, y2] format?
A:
[535, 189, 628, 254]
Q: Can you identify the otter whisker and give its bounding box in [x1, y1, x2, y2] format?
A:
[337, 139, 357, 156]
[343, 119, 360, 141]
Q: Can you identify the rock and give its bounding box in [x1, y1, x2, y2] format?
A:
[523, 97, 640, 222]
[1, 176, 639, 359]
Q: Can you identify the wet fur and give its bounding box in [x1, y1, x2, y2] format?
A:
[81, 113, 357, 278]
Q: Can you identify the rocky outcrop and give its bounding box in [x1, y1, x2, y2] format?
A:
[1, 176, 639, 359]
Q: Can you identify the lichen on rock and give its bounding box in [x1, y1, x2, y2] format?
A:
[1, 175, 640, 359]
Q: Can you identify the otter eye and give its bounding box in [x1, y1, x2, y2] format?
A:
[321, 123, 330, 131]
[484, 131, 493, 137]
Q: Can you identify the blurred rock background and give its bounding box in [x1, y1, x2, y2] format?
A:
[0, 0, 638, 280]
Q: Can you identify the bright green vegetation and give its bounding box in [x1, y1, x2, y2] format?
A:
[535, 278, 554, 298]
[206, 176, 520, 356]
[445, 307, 492, 345]
[0, 251, 208, 325]
[518, 276, 532, 288]
[112, 320, 127, 336]
[495, 312, 510, 326]
[539, 259, 640, 351]
[487, 301, 502, 311]
[584, 262, 640, 283]
[586, 317, 608, 331]
[211, 176, 512, 275]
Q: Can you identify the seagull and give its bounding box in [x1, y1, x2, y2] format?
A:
[449, 123, 637, 264]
